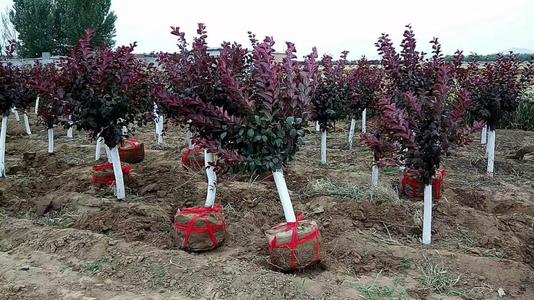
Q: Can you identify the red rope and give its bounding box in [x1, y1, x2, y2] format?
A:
[401, 168, 446, 199]
[181, 147, 204, 167]
[92, 163, 133, 185]
[267, 214, 321, 270]
[119, 139, 142, 155]
[174, 205, 226, 249]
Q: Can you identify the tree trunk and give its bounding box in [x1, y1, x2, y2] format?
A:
[272, 169, 297, 223]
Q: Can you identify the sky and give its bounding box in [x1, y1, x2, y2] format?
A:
[2, 0, 534, 59]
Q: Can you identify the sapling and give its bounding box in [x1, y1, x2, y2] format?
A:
[62, 31, 151, 199]
[0, 41, 36, 176]
[371, 26, 478, 244]
[466, 54, 529, 177]
[312, 52, 349, 163]
[157, 25, 319, 221]
[32, 63, 72, 155]
[348, 58, 382, 149]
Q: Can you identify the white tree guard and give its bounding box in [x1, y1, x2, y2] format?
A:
[109, 146, 125, 200]
[95, 136, 103, 160]
[34, 96, 40, 114]
[315, 121, 320, 132]
[0, 115, 8, 177]
[204, 150, 217, 208]
[487, 129, 496, 177]
[105, 144, 112, 163]
[372, 164, 379, 187]
[348, 118, 356, 150]
[157, 114, 164, 144]
[272, 169, 297, 223]
[361, 108, 367, 133]
[122, 126, 128, 136]
[66, 115, 73, 138]
[422, 184, 433, 245]
[320, 129, 327, 165]
[481, 125, 487, 145]
[47, 128, 54, 154]
[11, 108, 20, 121]
[23, 113, 31, 135]
[186, 129, 193, 149]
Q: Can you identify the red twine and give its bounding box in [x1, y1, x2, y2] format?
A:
[119, 139, 144, 162]
[174, 204, 226, 249]
[401, 168, 446, 199]
[267, 214, 321, 270]
[92, 163, 133, 185]
[181, 147, 204, 168]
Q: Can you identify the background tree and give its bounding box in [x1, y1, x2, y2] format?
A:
[0, 7, 17, 54]
[9, 0, 116, 57]
[9, 0, 55, 57]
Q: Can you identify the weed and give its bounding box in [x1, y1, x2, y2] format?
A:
[310, 179, 365, 200]
[392, 276, 408, 287]
[400, 257, 412, 272]
[148, 264, 167, 288]
[418, 261, 460, 294]
[450, 225, 479, 251]
[33, 209, 75, 228]
[80, 256, 109, 276]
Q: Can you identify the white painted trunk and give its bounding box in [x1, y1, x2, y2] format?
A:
[204, 150, 217, 208]
[109, 146, 125, 200]
[422, 184, 433, 245]
[320, 129, 327, 165]
[66, 115, 73, 138]
[315, 121, 320, 132]
[481, 125, 487, 145]
[272, 169, 297, 223]
[34, 96, 40, 114]
[186, 129, 193, 149]
[371, 164, 379, 187]
[487, 129, 496, 177]
[105, 144, 112, 163]
[361, 109, 367, 133]
[23, 113, 31, 135]
[95, 136, 103, 160]
[122, 126, 128, 136]
[11, 108, 20, 121]
[0, 114, 8, 177]
[47, 128, 54, 154]
[157, 115, 164, 144]
[348, 118, 356, 150]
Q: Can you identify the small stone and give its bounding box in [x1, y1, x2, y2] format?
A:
[156, 191, 167, 198]
[108, 240, 117, 246]
[137, 256, 145, 262]
[12, 284, 25, 292]
[478, 276, 486, 281]
[312, 205, 325, 214]
[20, 265, 30, 271]
[498, 288, 505, 297]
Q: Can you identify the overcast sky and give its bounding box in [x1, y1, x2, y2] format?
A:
[2, 0, 534, 59]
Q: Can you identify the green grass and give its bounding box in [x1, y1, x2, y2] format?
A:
[310, 178, 366, 200]
[400, 257, 412, 272]
[450, 225, 479, 251]
[80, 256, 110, 276]
[418, 261, 461, 295]
[33, 209, 75, 228]
[309, 178, 401, 204]
[148, 264, 167, 288]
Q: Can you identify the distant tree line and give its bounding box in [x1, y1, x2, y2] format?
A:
[4, 0, 116, 58]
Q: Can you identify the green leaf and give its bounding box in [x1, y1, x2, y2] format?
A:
[247, 128, 254, 138]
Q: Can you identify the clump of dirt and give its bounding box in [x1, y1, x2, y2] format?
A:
[453, 188, 488, 211]
[73, 204, 174, 249]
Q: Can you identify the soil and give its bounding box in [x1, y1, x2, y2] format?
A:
[1, 115, 533, 299]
